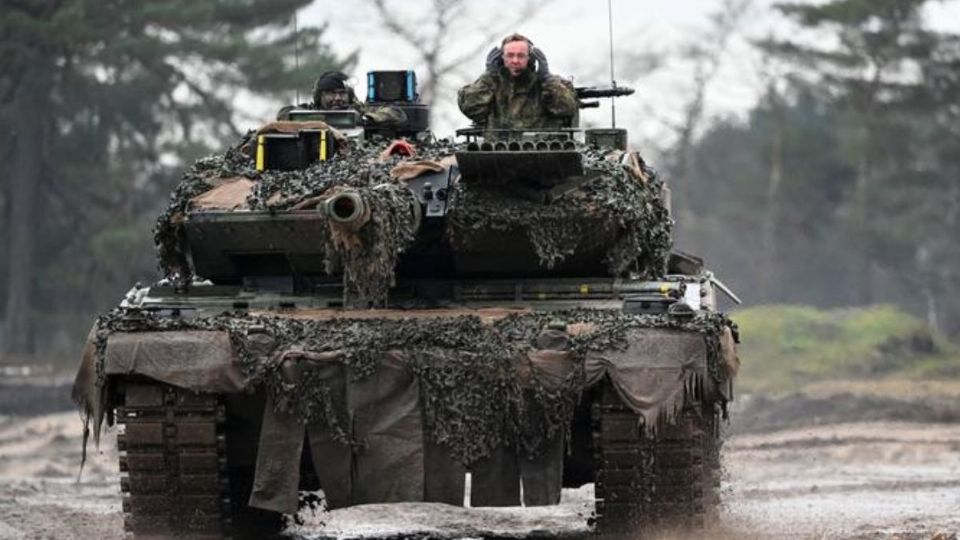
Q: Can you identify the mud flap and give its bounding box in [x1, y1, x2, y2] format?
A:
[424, 440, 466, 505]
[520, 342, 573, 506]
[519, 432, 564, 506]
[305, 361, 353, 510]
[249, 394, 305, 514]
[349, 352, 425, 504]
[470, 445, 521, 507]
[307, 351, 466, 507]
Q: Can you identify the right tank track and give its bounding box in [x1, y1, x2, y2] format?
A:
[592, 383, 722, 536]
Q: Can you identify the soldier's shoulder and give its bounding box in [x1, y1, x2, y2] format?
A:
[542, 75, 574, 91]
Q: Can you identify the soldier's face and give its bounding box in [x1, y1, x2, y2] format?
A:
[320, 89, 350, 109]
[502, 41, 530, 77]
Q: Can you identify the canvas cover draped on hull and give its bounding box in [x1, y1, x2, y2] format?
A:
[72, 310, 737, 511]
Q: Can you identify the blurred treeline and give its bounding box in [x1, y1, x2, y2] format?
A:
[1, 0, 959, 359]
[671, 0, 960, 341]
[0, 0, 352, 358]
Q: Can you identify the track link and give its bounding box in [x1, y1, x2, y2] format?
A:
[592, 382, 721, 537]
[117, 381, 230, 539]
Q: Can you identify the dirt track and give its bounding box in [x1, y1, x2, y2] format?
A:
[1, 408, 958, 539]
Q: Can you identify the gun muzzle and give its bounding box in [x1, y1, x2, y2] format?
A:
[324, 191, 369, 230]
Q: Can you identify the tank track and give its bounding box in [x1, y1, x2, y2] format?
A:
[592, 383, 721, 537]
[116, 380, 234, 539]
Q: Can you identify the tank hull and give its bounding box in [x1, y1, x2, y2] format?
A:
[75, 276, 737, 537]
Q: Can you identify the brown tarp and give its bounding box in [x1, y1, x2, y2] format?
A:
[250, 393, 305, 513]
[389, 156, 458, 182]
[584, 328, 708, 429]
[350, 351, 425, 504]
[71, 329, 246, 446]
[71, 327, 105, 444]
[249, 350, 466, 514]
[521, 347, 574, 506]
[103, 331, 247, 392]
[719, 325, 740, 400]
[75, 323, 720, 512]
[189, 178, 255, 211]
[470, 445, 521, 507]
[470, 331, 574, 508]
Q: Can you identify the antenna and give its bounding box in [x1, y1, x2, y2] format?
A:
[607, 0, 617, 128]
[294, 11, 301, 104]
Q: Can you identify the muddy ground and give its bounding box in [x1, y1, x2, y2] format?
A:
[1, 383, 958, 539]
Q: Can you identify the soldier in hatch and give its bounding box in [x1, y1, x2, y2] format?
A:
[458, 34, 577, 131]
[277, 71, 407, 127]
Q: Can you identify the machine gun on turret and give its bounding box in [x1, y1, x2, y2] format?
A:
[575, 85, 634, 109]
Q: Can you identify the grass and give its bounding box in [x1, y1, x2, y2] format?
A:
[731, 304, 960, 394]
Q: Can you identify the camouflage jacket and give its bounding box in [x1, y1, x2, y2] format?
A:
[276, 97, 407, 127]
[457, 67, 577, 131]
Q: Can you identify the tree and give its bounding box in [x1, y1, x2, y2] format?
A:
[682, 84, 856, 307]
[757, 0, 935, 305]
[0, 0, 349, 357]
[680, 0, 960, 339]
[661, 0, 752, 235]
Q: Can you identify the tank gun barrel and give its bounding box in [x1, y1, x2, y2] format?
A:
[323, 191, 370, 230]
[322, 186, 425, 233]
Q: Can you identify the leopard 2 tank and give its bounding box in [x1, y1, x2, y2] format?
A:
[72, 70, 740, 538]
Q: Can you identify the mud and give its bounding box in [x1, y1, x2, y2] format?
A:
[0, 380, 74, 416]
[1, 396, 958, 539]
[730, 391, 960, 435]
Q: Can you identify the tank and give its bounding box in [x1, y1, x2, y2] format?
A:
[71, 71, 740, 539]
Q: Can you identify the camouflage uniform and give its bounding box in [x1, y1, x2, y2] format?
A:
[458, 66, 577, 131]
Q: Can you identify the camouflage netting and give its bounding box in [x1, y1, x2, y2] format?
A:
[153, 139, 433, 306]
[153, 135, 673, 302]
[91, 308, 736, 465]
[447, 147, 673, 276]
[153, 149, 252, 278]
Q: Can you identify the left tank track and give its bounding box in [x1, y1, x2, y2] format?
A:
[116, 380, 239, 539]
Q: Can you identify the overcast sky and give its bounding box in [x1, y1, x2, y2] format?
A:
[287, 0, 960, 148]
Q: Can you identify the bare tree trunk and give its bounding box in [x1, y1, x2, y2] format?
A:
[365, 0, 552, 105]
[671, 76, 704, 225]
[669, 0, 751, 233]
[759, 84, 784, 301]
[852, 129, 873, 305]
[936, 171, 960, 336]
[2, 70, 47, 357]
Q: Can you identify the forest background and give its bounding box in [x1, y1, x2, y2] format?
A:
[1, 0, 958, 391]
